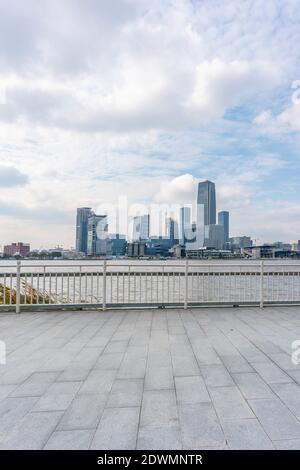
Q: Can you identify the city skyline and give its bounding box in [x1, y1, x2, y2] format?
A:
[0, 1, 300, 248]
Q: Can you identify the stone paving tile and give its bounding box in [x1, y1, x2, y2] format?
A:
[179, 403, 225, 449]
[79, 369, 116, 395]
[33, 381, 81, 412]
[271, 382, 300, 419]
[273, 439, 300, 450]
[107, 379, 144, 408]
[145, 366, 174, 390]
[57, 393, 107, 430]
[221, 355, 254, 374]
[201, 364, 235, 388]
[0, 385, 16, 402]
[222, 418, 274, 449]
[137, 425, 182, 450]
[0, 411, 63, 449]
[1, 307, 300, 450]
[248, 397, 300, 440]
[233, 372, 273, 399]
[94, 353, 124, 370]
[44, 429, 94, 450]
[91, 407, 140, 450]
[252, 361, 293, 384]
[0, 397, 38, 435]
[10, 371, 59, 397]
[210, 386, 254, 420]
[175, 376, 210, 404]
[140, 390, 178, 427]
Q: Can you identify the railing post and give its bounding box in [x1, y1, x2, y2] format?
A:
[102, 260, 107, 311]
[184, 259, 189, 310]
[16, 260, 21, 314]
[260, 260, 264, 308]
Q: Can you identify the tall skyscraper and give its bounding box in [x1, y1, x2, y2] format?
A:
[132, 214, 150, 242]
[197, 180, 216, 225]
[76, 207, 93, 254]
[218, 211, 229, 241]
[87, 214, 109, 256]
[179, 207, 191, 245]
[165, 217, 179, 245]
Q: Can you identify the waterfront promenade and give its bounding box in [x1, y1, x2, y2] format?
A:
[1, 306, 300, 449]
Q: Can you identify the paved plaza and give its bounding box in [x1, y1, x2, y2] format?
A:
[1, 306, 300, 450]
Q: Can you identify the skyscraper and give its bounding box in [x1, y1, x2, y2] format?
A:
[132, 214, 150, 242]
[197, 180, 216, 225]
[165, 217, 179, 245]
[179, 207, 191, 245]
[218, 211, 229, 241]
[87, 214, 110, 256]
[76, 207, 93, 254]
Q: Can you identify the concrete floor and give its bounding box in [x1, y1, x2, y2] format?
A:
[1, 306, 300, 450]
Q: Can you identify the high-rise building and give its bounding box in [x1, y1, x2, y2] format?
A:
[132, 214, 150, 242]
[197, 180, 216, 225]
[165, 217, 179, 245]
[76, 207, 93, 254]
[204, 224, 225, 250]
[218, 211, 229, 241]
[87, 214, 110, 256]
[179, 207, 191, 244]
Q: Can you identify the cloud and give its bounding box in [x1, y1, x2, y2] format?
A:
[0, 166, 28, 187]
[155, 174, 198, 203]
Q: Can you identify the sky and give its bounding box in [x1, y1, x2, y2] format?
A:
[0, 0, 300, 249]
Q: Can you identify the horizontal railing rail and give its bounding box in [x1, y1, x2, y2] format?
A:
[0, 260, 300, 312]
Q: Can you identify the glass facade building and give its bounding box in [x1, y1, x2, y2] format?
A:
[76, 207, 93, 254]
[197, 180, 216, 225]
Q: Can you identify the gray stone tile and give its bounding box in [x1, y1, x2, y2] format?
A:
[104, 341, 128, 354]
[221, 355, 254, 374]
[0, 385, 16, 402]
[210, 386, 254, 420]
[252, 361, 292, 384]
[0, 397, 38, 435]
[179, 403, 225, 449]
[95, 353, 124, 370]
[137, 425, 182, 450]
[79, 370, 116, 395]
[175, 376, 210, 404]
[0, 411, 63, 449]
[91, 407, 140, 450]
[117, 352, 147, 379]
[201, 364, 234, 388]
[222, 419, 274, 449]
[233, 373, 273, 399]
[33, 381, 81, 411]
[107, 379, 143, 408]
[274, 439, 300, 450]
[271, 382, 300, 419]
[249, 397, 300, 440]
[145, 366, 174, 390]
[10, 372, 59, 397]
[44, 429, 93, 449]
[140, 390, 178, 427]
[57, 393, 106, 430]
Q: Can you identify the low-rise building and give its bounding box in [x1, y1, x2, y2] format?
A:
[3, 242, 30, 257]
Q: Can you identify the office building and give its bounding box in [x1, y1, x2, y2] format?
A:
[109, 234, 127, 256]
[76, 207, 93, 254]
[179, 207, 191, 245]
[204, 224, 225, 250]
[165, 217, 179, 246]
[218, 211, 229, 242]
[87, 214, 110, 256]
[197, 180, 216, 226]
[132, 214, 150, 242]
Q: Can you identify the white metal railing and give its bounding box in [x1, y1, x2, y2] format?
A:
[0, 260, 300, 312]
